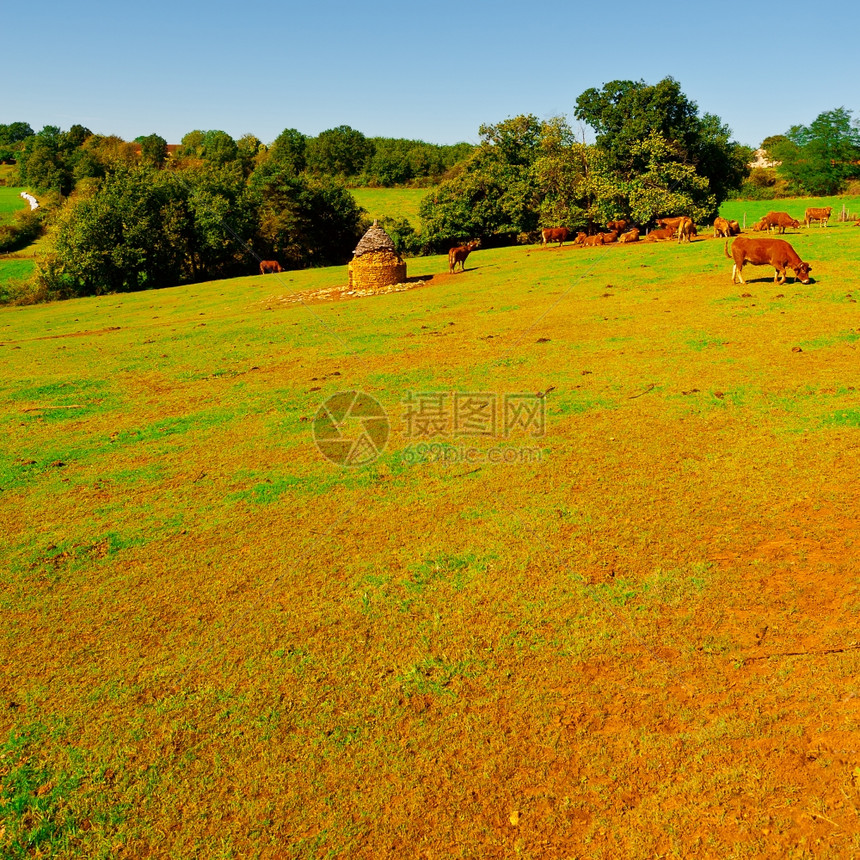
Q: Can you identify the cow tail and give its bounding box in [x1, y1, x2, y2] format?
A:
[724, 239, 731, 259]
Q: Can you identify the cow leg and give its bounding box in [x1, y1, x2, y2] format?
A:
[732, 263, 745, 284]
[774, 268, 786, 285]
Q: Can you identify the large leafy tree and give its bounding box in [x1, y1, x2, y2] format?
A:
[250, 164, 364, 267]
[306, 125, 373, 178]
[38, 165, 257, 296]
[137, 133, 168, 168]
[575, 77, 747, 216]
[15, 126, 75, 194]
[420, 115, 544, 247]
[770, 108, 860, 195]
[268, 127, 308, 175]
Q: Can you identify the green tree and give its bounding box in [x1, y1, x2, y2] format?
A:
[575, 77, 747, 216]
[236, 133, 264, 176]
[201, 130, 238, 166]
[137, 133, 168, 168]
[15, 126, 74, 194]
[268, 128, 307, 175]
[250, 165, 364, 267]
[306, 125, 373, 178]
[38, 165, 258, 296]
[0, 122, 34, 162]
[772, 108, 860, 195]
[420, 115, 543, 247]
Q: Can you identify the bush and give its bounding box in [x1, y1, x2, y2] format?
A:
[0, 209, 43, 252]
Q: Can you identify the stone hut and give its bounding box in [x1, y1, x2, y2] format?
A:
[348, 221, 406, 291]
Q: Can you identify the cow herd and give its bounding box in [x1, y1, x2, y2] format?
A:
[444, 205, 849, 285]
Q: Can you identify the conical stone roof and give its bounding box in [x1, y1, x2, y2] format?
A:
[353, 220, 398, 257]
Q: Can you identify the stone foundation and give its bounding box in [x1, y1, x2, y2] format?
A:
[348, 249, 407, 291]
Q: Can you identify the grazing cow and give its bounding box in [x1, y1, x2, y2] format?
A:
[581, 233, 605, 246]
[804, 206, 832, 228]
[763, 211, 801, 234]
[259, 260, 284, 274]
[607, 219, 628, 233]
[448, 239, 480, 273]
[619, 228, 640, 243]
[677, 217, 696, 243]
[714, 217, 732, 238]
[728, 220, 741, 236]
[646, 227, 676, 241]
[725, 237, 812, 285]
[541, 227, 570, 247]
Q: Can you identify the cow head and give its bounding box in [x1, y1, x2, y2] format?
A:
[794, 261, 812, 284]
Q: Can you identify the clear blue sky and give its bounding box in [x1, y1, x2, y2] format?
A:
[6, 0, 859, 149]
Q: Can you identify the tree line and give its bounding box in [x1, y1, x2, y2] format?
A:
[0, 123, 473, 192]
[2, 80, 859, 302]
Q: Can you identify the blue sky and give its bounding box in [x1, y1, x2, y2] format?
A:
[6, 0, 859, 149]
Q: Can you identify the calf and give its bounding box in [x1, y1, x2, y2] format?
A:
[619, 228, 640, 243]
[541, 227, 570, 247]
[259, 260, 284, 274]
[646, 227, 675, 241]
[581, 233, 605, 246]
[763, 211, 801, 234]
[804, 206, 832, 228]
[602, 230, 619, 243]
[573, 231, 588, 245]
[448, 239, 480, 273]
[751, 218, 769, 232]
[725, 237, 812, 285]
[728, 220, 741, 236]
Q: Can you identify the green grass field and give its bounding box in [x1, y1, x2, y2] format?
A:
[2, 210, 860, 857]
[350, 187, 429, 227]
[0, 186, 29, 225]
[720, 195, 860, 228]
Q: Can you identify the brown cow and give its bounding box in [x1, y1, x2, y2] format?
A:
[259, 260, 284, 274]
[728, 220, 741, 236]
[448, 239, 480, 273]
[656, 216, 688, 236]
[751, 218, 769, 232]
[541, 227, 570, 247]
[804, 206, 832, 228]
[646, 227, 676, 241]
[607, 219, 628, 233]
[677, 217, 696, 243]
[713, 217, 732, 238]
[581, 233, 605, 246]
[573, 231, 588, 245]
[619, 228, 640, 243]
[763, 211, 801, 234]
[602, 230, 619, 243]
[725, 237, 812, 285]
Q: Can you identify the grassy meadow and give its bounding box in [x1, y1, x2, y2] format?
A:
[2, 208, 860, 858]
[0, 187, 28, 223]
[349, 187, 428, 227]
